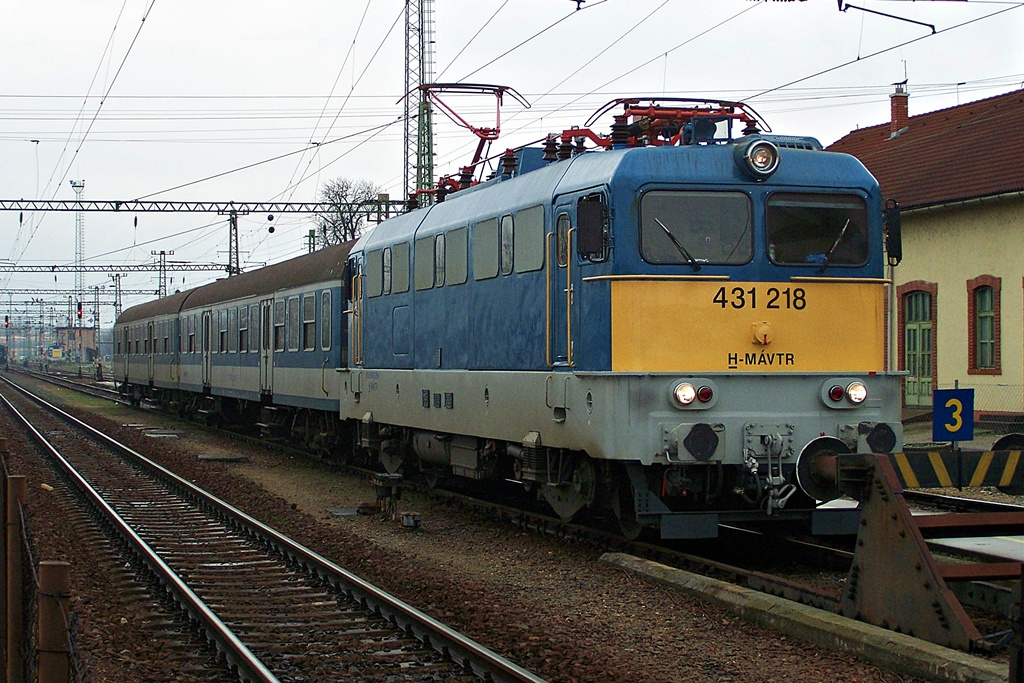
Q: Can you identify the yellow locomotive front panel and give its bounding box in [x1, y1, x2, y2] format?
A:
[610, 279, 885, 373]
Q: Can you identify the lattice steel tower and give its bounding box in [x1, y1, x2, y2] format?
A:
[70, 179, 86, 315]
[404, 0, 435, 205]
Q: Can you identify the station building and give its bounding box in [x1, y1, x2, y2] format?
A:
[828, 86, 1024, 425]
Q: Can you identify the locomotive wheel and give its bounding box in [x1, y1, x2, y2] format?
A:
[995, 434, 1024, 496]
[611, 474, 643, 541]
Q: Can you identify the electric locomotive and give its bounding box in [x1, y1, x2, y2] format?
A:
[115, 98, 904, 540]
[343, 98, 903, 539]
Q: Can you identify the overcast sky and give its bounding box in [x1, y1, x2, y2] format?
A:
[2, 0, 1022, 323]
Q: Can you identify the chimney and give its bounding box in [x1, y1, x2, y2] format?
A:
[890, 81, 909, 137]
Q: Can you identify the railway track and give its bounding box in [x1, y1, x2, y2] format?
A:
[0, 375, 546, 683]
[13, 369, 1019, 654]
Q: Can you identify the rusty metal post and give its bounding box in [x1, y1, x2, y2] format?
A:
[0, 436, 8, 672]
[6, 475, 26, 683]
[38, 561, 71, 683]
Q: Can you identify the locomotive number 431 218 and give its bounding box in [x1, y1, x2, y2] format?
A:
[712, 286, 807, 310]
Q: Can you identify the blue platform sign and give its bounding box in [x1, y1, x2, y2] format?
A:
[932, 388, 974, 442]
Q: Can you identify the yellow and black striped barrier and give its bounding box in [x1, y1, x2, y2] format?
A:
[889, 449, 1024, 492]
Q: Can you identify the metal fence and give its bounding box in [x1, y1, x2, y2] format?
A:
[3, 449, 87, 682]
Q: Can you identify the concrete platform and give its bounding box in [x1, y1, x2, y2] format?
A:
[599, 552, 1007, 683]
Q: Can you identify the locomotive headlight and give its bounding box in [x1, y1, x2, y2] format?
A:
[846, 381, 868, 404]
[734, 138, 780, 180]
[672, 382, 697, 407]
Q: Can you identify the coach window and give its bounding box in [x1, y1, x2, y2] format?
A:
[163, 323, 170, 354]
[228, 308, 238, 353]
[515, 205, 544, 273]
[188, 316, 195, 354]
[274, 301, 285, 352]
[767, 193, 867, 266]
[366, 249, 384, 298]
[473, 218, 499, 280]
[500, 215, 514, 276]
[287, 297, 300, 352]
[446, 227, 468, 285]
[219, 311, 228, 353]
[640, 191, 751, 265]
[238, 306, 248, 352]
[321, 291, 331, 350]
[249, 305, 259, 353]
[392, 242, 410, 293]
[434, 234, 446, 287]
[302, 294, 316, 351]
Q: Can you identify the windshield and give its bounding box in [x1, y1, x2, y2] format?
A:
[639, 191, 752, 266]
[767, 193, 868, 267]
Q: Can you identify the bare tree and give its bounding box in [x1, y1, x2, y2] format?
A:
[313, 177, 382, 246]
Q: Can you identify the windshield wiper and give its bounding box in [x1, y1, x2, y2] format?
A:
[654, 217, 700, 271]
[818, 218, 852, 273]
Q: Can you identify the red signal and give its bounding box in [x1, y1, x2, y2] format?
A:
[76, 302, 83, 319]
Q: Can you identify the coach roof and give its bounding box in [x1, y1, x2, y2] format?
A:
[116, 240, 354, 325]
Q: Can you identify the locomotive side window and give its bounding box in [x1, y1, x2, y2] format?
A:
[321, 291, 331, 351]
[302, 294, 316, 351]
[238, 306, 248, 352]
[274, 301, 285, 352]
[446, 227, 468, 285]
[514, 205, 544, 273]
[639, 191, 752, 266]
[500, 215, 514, 276]
[766, 193, 868, 267]
[382, 247, 392, 295]
[365, 249, 384, 298]
[287, 297, 300, 352]
[414, 236, 434, 291]
[473, 218, 499, 280]
[434, 234, 446, 287]
[578, 194, 607, 261]
[556, 214, 570, 267]
[392, 242, 410, 293]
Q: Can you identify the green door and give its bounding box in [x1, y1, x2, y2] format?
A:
[904, 291, 932, 407]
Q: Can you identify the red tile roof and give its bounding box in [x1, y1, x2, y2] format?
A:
[826, 88, 1024, 210]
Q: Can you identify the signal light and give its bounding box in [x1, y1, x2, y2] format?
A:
[846, 381, 868, 404]
[76, 301, 83, 319]
[3, 315, 8, 328]
[828, 385, 845, 402]
[697, 385, 714, 403]
[672, 382, 697, 407]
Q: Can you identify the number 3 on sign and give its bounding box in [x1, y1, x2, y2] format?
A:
[945, 398, 963, 433]
[932, 388, 974, 442]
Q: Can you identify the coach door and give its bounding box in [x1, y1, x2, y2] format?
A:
[201, 311, 212, 388]
[122, 326, 130, 378]
[147, 321, 155, 381]
[547, 209, 572, 366]
[259, 298, 274, 394]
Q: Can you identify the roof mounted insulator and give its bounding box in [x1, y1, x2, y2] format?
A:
[542, 135, 559, 162]
[435, 184, 448, 203]
[574, 137, 586, 155]
[405, 195, 420, 211]
[611, 115, 629, 149]
[742, 121, 761, 136]
[557, 137, 574, 160]
[459, 166, 475, 187]
[500, 149, 518, 176]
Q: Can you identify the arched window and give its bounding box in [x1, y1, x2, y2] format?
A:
[967, 275, 1000, 374]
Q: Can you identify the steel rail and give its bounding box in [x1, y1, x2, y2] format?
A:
[1, 375, 547, 683]
[0, 378, 279, 683]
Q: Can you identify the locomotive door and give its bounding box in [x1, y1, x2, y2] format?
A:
[259, 298, 273, 394]
[201, 311, 212, 387]
[547, 210, 572, 366]
[147, 321, 155, 381]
